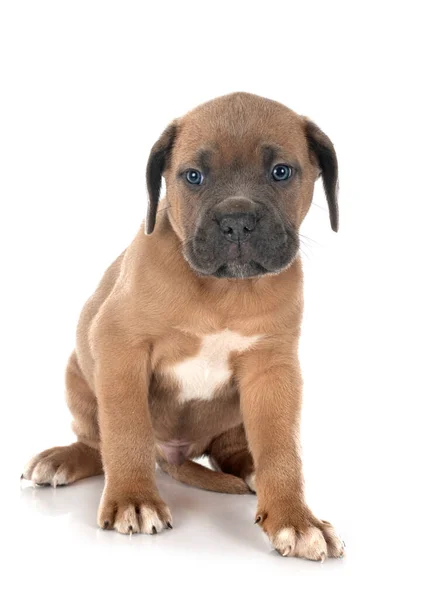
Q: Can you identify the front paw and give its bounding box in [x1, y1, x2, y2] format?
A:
[98, 487, 173, 535]
[256, 504, 344, 561]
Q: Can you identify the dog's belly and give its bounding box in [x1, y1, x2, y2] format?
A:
[151, 391, 242, 461]
[158, 440, 193, 465]
[166, 329, 261, 403]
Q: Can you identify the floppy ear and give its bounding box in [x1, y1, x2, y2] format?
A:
[145, 121, 178, 235]
[304, 120, 339, 232]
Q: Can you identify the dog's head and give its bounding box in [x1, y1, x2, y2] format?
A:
[146, 92, 338, 279]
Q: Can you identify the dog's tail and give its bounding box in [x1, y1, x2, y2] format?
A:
[157, 456, 251, 494]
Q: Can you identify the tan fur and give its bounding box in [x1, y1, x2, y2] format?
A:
[23, 92, 343, 559]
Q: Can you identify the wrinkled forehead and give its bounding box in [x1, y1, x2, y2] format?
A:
[172, 100, 310, 170]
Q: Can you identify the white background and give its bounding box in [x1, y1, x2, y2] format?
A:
[1, 1, 424, 598]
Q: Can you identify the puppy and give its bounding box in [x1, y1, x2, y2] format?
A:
[23, 92, 344, 560]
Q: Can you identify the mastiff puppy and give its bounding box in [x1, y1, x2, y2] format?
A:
[23, 92, 344, 561]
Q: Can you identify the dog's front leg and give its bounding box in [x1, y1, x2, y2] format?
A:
[238, 347, 344, 560]
[94, 341, 172, 535]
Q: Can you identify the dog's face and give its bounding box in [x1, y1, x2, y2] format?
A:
[146, 93, 338, 279]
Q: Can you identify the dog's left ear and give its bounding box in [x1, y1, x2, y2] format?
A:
[304, 119, 339, 232]
[145, 121, 178, 235]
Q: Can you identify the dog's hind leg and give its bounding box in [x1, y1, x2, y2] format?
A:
[22, 351, 103, 486]
[157, 456, 250, 494]
[208, 425, 256, 492]
[157, 424, 255, 495]
[22, 442, 103, 487]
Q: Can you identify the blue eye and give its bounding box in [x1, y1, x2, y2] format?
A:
[272, 164, 292, 181]
[185, 169, 203, 185]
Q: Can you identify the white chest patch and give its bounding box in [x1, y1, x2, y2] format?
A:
[168, 329, 261, 403]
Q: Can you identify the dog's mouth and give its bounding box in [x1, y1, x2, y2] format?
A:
[183, 225, 299, 280]
[213, 260, 269, 279]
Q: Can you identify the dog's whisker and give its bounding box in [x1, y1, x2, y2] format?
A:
[299, 234, 324, 251]
[299, 242, 314, 256]
[298, 246, 310, 260]
[299, 234, 319, 245]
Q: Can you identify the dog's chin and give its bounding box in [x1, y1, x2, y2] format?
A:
[183, 250, 299, 280]
[212, 261, 270, 279]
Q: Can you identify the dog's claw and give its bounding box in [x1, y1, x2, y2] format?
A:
[281, 547, 291, 557]
[320, 552, 326, 563]
[103, 520, 109, 530]
[166, 521, 173, 529]
[254, 515, 262, 524]
[152, 526, 157, 534]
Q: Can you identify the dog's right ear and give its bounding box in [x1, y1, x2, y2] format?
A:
[145, 121, 178, 235]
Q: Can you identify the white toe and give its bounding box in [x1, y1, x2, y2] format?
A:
[115, 507, 140, 534]
[31, 461, 56, 485]
[274, 527, 297, 556]
[140, 506, 165, 534]
[296, 527, 327, 560]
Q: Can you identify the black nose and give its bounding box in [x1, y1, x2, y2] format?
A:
[218, 212, 257, 243]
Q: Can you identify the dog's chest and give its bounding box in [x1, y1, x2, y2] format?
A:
[166, 329, 261, 403]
